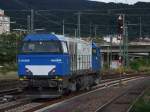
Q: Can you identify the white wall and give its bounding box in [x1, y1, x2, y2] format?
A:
[0, 16, 10, 34]
[0, 9, 4, 16]
[103, 36, 121, 44]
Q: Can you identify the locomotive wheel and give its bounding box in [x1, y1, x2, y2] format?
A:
[69, 81, 77, 92]
[85, 85, 90, 91]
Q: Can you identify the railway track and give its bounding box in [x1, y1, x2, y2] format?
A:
[0, 80, 21, 99]
[0, 88, 20, 96]
[0, 75, 148, 112]
[126, 87, 149, 112]
[33, 76, 149, 112]
[95, 80, 149, 112]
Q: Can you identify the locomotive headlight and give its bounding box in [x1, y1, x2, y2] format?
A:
[51, 69, 56, 73]
[19, 76, 28, 81]
[25, 68, 29, 72]
[25, 68, 33, 75]
[48, 68, 56, 75]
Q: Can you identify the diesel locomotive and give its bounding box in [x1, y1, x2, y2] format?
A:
[18, 34, 101, 97]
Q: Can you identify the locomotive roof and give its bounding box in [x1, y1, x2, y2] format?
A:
[24, 34, 60, 41]
[23, 34, 91, 44]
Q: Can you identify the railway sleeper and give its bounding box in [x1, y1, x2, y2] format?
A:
[129, 91, 141, 95]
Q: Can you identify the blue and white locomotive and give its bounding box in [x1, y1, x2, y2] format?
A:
[18, 34, 101, 96]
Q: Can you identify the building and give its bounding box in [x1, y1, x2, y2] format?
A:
[103, 35, 121, 44]
[0, 9, 10, 34]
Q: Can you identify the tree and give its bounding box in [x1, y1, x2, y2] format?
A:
[0, 33, 22, 65]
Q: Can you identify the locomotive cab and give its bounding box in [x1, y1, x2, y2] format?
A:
[18, 34, 70, 97]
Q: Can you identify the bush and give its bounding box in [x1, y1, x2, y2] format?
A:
[129, 57, 150, 72]
[0, 33, 23, 65]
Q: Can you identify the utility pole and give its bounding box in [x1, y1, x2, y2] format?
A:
[74, 29, 77, 38]
[125, 23, 129, 67]
[62, 19, 65, 35]
[107, 45, 110, 69]
[27, 15, 31, 34]
[122, 14, 126, 67]
[94, 25, 97, 37]
[121, 15, 129, 68]
[31, 9, 34, 33]
[77, 12, 81, 38]
[110, 35, 113, 69]
[90, 22, 92, 37]
[139, 16, 142, 39]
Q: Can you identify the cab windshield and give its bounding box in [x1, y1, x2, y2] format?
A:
[21, 41, 62, 53]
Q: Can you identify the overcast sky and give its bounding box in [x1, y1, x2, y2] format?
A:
[90, 0, 150, 4]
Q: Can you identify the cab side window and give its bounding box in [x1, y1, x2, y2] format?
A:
[62, 42, 68, 53]
[92, 48, 97, 55]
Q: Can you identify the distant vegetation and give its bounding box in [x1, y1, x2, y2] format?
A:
[101, 57, 150, 76]
[129, 57, 150, 73]
[1, 0, 150, 39]
[0, 33, 21, 64]
[0, 33, 23, 72]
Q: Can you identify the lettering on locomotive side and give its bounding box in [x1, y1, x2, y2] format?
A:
[18, 59, 30, 63]
[50, 59, 62, 62]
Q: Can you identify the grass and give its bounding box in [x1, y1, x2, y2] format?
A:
[0, 71, 18, 80]
[0, 64, 18, 80]
[130, 89, 150, 112]
[100, 66, 139, 76]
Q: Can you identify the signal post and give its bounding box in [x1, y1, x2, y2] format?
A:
[117, 14, 125, 86]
